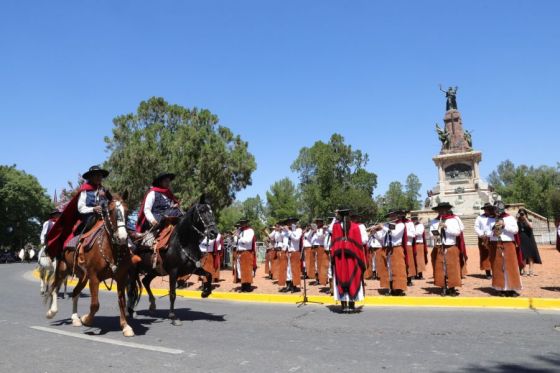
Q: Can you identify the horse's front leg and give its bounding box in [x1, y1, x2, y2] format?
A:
[199, 268, 213, 298]
[81, 274, 100, 327]
[70, 276, 88, 327]
[142, 272, 157, 315]
[168, 268, 182, 326]
[117, 273, 134, 337]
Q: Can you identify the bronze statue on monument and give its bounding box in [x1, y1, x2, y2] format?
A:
[439, 84, 458, 111]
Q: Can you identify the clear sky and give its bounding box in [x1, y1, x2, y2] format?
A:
[1, 0, 559, 205]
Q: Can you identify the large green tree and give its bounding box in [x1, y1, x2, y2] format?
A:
[265, 178, 299, 223]
[488, 160, 560, 217]
[104, 97, 256, 211]
[242, 195, 267, 239]
[0, 166, 52, 249]
[404, 173, 422, 211]
[291, 134, 377, 220]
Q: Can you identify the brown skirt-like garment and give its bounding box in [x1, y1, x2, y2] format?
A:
[364, 249, 373, 280]
[271, 250, 280, 280]
[232, 251, 239, 283]
[289, 251, 302, 286]
[304, 247, 317, 279]
[415, 243, 427, 274]
[316, 247, 329, 286]
[489, 241, 522, 291]
[433, 245, 462, 288]
[201, 253, 215, 283]
[265, 249, 275, 275]
[405, 245, 417, 277]
[478, 238, 492, 271]
[277, 251, 288, 287]
[378, 246, 407, 291]
[239, 250, 254, 285]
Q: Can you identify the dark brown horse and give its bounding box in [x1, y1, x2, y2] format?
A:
[44, 192, 141, 337]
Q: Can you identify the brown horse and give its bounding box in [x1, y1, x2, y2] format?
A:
[44, 192, 140, 337]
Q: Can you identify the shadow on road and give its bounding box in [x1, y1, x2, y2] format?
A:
[136, 308, 226, 323]
[452, 353, 560, 373]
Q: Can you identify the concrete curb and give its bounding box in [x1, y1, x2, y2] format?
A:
[32, 270, 560, 310]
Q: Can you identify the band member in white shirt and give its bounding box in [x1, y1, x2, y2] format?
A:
[234, 218, 256, 293]
[474, 203, 494, 279]
[411, 215, 428, 280]
[488, 202, 522, 297]
[429, 202, 466, 297]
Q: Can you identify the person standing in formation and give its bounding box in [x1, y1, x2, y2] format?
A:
[302, 224, 315, 281]
[311, 218, 328, 286]
[199, 233, 218, 287]
[474, 203, 494, 279]
[264, 226, 276, 280]
[517, 208, 542, 277]
[233, 218, 256, 293]
[411, 215, 428, 280]
[488, 203, 523, 297]
[284, 218, 303, 293]
[429, 202, 467, 297]
[400, 211, 417, 287]
[276, 220, 290, 292]
[329, 209, 366, 313]
[372, 210, 408, 296]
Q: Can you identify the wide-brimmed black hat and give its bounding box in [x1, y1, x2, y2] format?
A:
[285, 217, 300, 223]
[49, 209, 61, 217]
[432, 202, 454, 211]
[481, 202, 494, 210]
[411, 214, 419, 221]
[385, 209, 405, 218]
[153, 172, 176, 186]
[237, 218, 250, 226]
[83, 165, 109, 180]
[313, 217, 324, 222]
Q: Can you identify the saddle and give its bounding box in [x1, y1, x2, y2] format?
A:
[64, 221, 105, 252]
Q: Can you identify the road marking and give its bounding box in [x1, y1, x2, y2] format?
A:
[30, 326, 183, 355]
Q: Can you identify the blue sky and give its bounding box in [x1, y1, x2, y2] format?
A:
[1, 0, 559, 205]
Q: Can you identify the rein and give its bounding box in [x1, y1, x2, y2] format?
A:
[97, 201, 128, 275]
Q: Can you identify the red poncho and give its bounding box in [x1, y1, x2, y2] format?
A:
[331, 221, 366, 300]
[46, 183, 96, 258]
[136, 187, 179, 232]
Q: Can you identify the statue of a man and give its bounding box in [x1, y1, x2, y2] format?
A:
[439, 84, 458, 111]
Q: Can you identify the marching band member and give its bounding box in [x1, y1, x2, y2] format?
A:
[213, 232, 223, 282]
[277, 220, 290, 292]
[372, 210, 408, 296]
[475, 203, 494, 279]
[311, 218, 328, 286]
[401, 211, 417, 286]
[199, 234, 217, 286]
[429, 202, 467, 297]
[367, 231, 382, 281]
[284, 218, 302, 293]
[303, 224, 316, 281]
[488, 202, 523, 297]
[331, 209, 366, 313]
[411, 215, 428, 280]
[264, 227, 276, 279]
[234, 218, 256, 293]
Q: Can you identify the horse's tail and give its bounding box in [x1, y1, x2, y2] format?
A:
[127, 267, 143, 309]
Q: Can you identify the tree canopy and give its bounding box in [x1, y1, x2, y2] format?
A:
[0, 165, 52, 249]
[265, 178, 299, 223]
[291, 134, 377, 220]
[488, 160, 560, 218]
[103, 97, 256, 211]
[376, 173, 423, 218]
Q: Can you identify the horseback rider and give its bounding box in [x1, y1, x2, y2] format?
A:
[46, 165, 110, 261]
[136, 172, 182, 234]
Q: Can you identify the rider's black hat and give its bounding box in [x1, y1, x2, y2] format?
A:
[153, 172, 176, 187]
[83, 165, 109, 180]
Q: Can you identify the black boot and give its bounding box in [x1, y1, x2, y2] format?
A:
[407, 277, 414, 287]
[485, 270, 492, 280]
[279, 281, 291, 293]
[448, 288, 459, 297]
[291, 284, 301, 293]
[441, 287, 448, 297]
[349, 302, 356, 311]
[416, 272, 424, 280]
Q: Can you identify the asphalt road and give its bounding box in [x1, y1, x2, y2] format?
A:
[1, 263, 559, 373]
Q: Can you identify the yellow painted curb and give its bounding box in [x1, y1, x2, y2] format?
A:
[32, 270, 560, 310]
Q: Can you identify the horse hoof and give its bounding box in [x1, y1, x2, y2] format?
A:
[201, 291, 211, 299]
[80, 314, 93, 327]
[122, 325, 135, 337]
[46, 310, 57, 319]
[171, 319, 183, 326]
[71, 315, 83, 327]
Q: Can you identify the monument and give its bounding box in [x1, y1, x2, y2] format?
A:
[426, 86, 497, 216]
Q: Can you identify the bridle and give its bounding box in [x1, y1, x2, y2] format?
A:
[98, 200, 129, 273]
